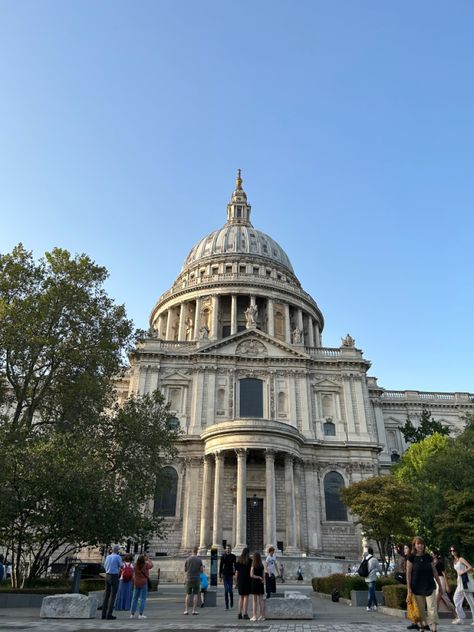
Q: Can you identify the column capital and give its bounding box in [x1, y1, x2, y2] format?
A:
[265, 448, 276, 461]
[214, 450, 225, 463]
[235, 448, 248, 459]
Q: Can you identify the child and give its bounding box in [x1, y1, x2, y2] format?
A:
[200, 567, 209, 608]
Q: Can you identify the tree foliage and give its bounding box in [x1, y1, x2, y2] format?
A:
[340, 475, 414, 570]
[0, 245, 179, 586]
[400, 407, 450, 444]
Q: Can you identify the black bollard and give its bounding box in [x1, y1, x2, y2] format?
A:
[71, 564, 85, 594]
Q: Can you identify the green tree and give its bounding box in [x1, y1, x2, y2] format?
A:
[400, 407, 450, 444]
[0, 245, 179, 586]
[340, 475, 414, 571]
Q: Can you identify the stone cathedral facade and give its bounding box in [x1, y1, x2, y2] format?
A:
[119, 172, 473, 569]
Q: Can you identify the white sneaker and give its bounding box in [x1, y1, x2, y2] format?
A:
[138, 614, 147, 619]
[250, 616, 257, 621]
[372, 605, 377, 611]
[452, 619, 462, 625]
[130, 614, 134, 618]
[366, 607, 371, 611]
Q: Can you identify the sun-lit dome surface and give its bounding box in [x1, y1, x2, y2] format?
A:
[181, 170, 294, 273]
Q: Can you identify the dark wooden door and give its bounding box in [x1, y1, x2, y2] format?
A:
[246, 497, 264, 553]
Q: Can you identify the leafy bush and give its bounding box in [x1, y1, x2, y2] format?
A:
[80, 579, 105, 593]
[312, 573, 398, 600]
[382, 584, 407, 609]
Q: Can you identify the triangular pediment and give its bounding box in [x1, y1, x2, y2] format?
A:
[194, 328, 310, 359]
[313, 378, 341, 388]
[161, 370, 191, 382]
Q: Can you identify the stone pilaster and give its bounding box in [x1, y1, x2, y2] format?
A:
[180, 457, 201, 551]
[198, 455, 212, 554]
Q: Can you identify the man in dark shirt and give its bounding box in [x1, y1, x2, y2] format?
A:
[184, 546, 203, 615]
[219, 545, 236, 609]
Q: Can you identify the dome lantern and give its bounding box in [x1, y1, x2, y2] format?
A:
[226, 169, 252, 226]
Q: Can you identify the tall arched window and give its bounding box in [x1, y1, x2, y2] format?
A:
[154, 467, 178, 517]
[240, 378, 263, 418]
[324, 471, 347, 521]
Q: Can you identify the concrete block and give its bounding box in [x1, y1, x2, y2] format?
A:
[265, 591, 313, 619]
[350, 589, 384, 606]
[40, 594, 98, 619]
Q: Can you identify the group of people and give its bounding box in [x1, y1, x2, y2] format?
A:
[184, 544, 281, 621]
[362, 537, 474, 631]
[101, 545, 154, 621]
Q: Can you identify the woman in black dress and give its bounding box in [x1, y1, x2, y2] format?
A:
[235, 547, 251, 620]
[249, 551, 265, 621]
[406, 536, 442, 632]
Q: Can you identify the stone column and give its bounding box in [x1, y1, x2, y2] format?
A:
[180, 458, 201, 551]
[307, 316, 314, 347]
[265, 449, 277, 550]
[267, 298, 275, 336]
[211, 295, 220, 340]
[294, 460, 304, 549]
[198, 455, 212, 554]
[284, 454, 298, 553]
[314, 322, 321, 346]
[234, 448, 247, 552]
[284, 303, 291, 343]
[178, 303, 186, 341]
[194, 297, 202, 339]
[157, 314, 165, 338]
[165, 308, 173, 340]
[231, 294, 238, 335]
[212, 452, 224, 550]
[297, 308, 304, 345]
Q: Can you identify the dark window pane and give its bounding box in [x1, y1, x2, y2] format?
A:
[240, 378, 263, 418]
[154, 467, 178, 517]
[324, 421, 336, 436]
[222, 325, 231, 338]
[324, 471, 347, 521]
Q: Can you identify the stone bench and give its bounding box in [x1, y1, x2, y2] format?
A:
[265, 591, 313, 619]
[40, 594, 98, 619]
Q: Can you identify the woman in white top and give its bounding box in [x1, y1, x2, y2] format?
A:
[450, 545, 474, 625]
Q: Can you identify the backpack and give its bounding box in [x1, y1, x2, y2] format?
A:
[357, 555, 372, 578]
[121, 564, 133, 582]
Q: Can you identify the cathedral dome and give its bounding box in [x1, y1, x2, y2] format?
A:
[181, 170, 294, 274]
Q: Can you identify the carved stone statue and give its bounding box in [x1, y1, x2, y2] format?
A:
[199, 324, 209, 340]
[292, 327, 302, 344]
[185, 317, 194, 340]
[244, 304, 258, 328]
[341, 333, 355, 348]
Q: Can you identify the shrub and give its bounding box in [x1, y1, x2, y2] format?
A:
[382, 584, 407, 609]
[312, 573, 399, 600]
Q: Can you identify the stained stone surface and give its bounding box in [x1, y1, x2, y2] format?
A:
[40, 593, 98, 619]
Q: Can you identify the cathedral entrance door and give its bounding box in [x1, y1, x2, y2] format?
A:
[246, 497, 264, 553]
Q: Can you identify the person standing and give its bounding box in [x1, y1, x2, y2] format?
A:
[219, 544, 236, 610]
[0, 555, 5, 584]
[406, 536, 442, 632]
[102, 545, 123, 620]
[184, 546, 203, 616]
[249, 552, 265, 621]
[235, 547, 251, 620]
[115, 554, 134, 611]
[450, 545, 474, 625]
[264, 546, 279, 599]
[200, 566, 209, 608]
[130, 554, 153, 619]
[364, 547, 380, 611]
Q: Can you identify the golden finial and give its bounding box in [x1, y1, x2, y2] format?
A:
[236, 168, 242, 190]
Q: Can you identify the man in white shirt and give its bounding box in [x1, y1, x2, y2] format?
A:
[265, 546, 279, 599]
[364, 547, 381, 611]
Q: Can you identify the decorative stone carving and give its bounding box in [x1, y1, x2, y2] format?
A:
[236, 339, 267, 356]
[199, 325, 209, 340]
[341, 333, 355, 347]
[292, 327, 302, 344]
[244, 304, 258, 328]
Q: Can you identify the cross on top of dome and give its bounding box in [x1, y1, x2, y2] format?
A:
[226, 169, 252, 226]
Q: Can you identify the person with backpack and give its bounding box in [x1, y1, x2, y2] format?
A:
[358, 547, 380, 611]
[115, 555, 134, 611]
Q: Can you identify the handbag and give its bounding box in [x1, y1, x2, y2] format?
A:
[394, 571, 407, 584]
[407, 594, 421, 623]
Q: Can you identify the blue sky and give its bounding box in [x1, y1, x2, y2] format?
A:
[0, 0, 473, 393]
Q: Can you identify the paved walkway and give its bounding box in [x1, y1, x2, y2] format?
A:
[0, 583, 468, 632]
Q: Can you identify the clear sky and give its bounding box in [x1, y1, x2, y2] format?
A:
[1, 0, 473, 393]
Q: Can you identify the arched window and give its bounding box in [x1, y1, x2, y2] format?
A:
[278, 391, 287, 414]
[154, 467, 178, 517]
[324, 471, 347, 521]
[240, 378, 263, 418]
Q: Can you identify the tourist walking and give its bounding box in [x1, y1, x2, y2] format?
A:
[130, 554, 153, 619]
[183, 546, 203, 616]
[219, 544, 236, 610]
[264, 546, 279, 599]
[200, 566, 209, 608]
[450, 545, 474, 625]
[102, 545, 123, 620]
[235, 547, 251, 620]
[364, 547, 380, 611]
[406, 536, 442, 632]
[431, 549, 456, 621]
[250, 551, 265, 621]
[115, 554, 133, 611]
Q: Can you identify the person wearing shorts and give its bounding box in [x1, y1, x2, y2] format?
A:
[184, 546, 203, 615]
